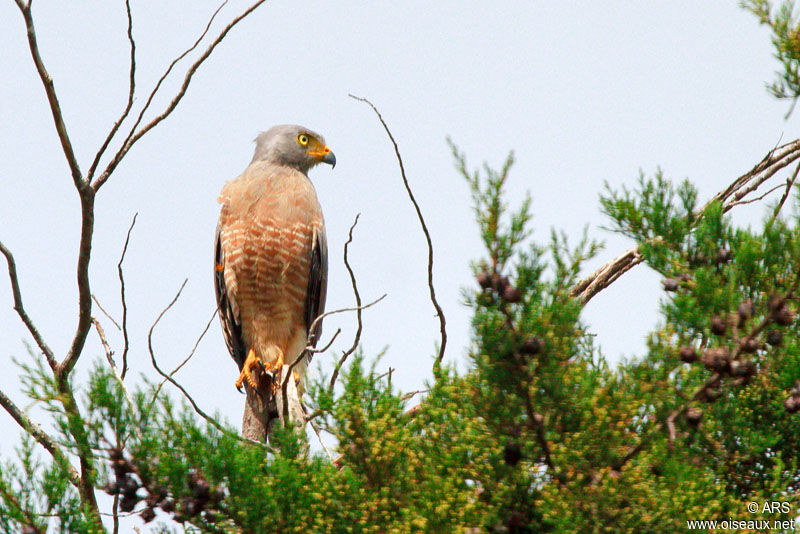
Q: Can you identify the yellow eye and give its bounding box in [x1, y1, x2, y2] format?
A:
[297, 134, 309, 146]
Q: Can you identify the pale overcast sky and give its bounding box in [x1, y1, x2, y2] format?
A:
[0, 1, 797, 519]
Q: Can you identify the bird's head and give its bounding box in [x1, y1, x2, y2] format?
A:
[251, 124, 336, 173]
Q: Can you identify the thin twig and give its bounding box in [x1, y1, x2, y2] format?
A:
[91, 318, 135, 410]
[147, 279, 270, 449]
[399, 388, 429, 402]
[94, 0, 267, 191]
[768, 161, 800, 228]
[86, 0, 136, 181]
[0, 241, 57, 370]
[308, 418, 336, 462]
[322, 295, 387, 391]
[307, 328, 341, 355]
[280, 328, 341, 395]
[13, 0, 83, 187]
[725, 182, 785, 208]
[329, 214, 363, 390]
[91, 294, 121, 330]
[152, 305, 218, 400]
[118, 213, 137, 379]
[349, 95, 448, 370]
[118, 0, 228, 148]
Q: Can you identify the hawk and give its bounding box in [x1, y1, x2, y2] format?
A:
[214, 125, 334, 392]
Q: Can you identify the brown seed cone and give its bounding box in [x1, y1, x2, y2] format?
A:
[477, 271, 492, 289]
[702, 347, 730, 373]
[729, 359, 755, 377]
[766, 330, 783, 346]
[774, 306, 795, 326]
[784, 396, 800, 414]
[740, 337, 760, 353]
[662, 278, 679, 292]
[502, 285, 522, 303]
[686, 406, 703, 426]
[519, 337, 543, 355]
[678, 346, 698, 363]
[710, 316, 726, 336]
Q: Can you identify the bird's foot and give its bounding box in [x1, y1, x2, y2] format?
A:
[235, 348, 262, 391]
[235, 347, 285, 392]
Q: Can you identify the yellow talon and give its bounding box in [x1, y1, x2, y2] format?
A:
[235, 347, 287, 391]
[235, 348, 262, 390]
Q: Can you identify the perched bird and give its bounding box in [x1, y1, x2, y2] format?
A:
[214, 125, 334, 392]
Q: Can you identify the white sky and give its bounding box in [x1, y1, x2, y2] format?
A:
[0, 0, 798, 527]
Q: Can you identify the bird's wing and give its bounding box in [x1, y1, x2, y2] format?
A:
[304, 225, 328, 354]
[214, 222, 247, 370]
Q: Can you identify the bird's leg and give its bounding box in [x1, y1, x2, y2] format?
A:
[235, 348, 262, 391]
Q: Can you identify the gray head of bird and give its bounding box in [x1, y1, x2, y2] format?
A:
[251, 124, 336, 173]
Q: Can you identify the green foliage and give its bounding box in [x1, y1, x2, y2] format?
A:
[744, 0, 800, 111]
[4, 148, 800, 532]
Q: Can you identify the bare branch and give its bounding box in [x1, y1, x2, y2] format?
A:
[86, 0, 136, 181]
[94, 0, 266, 191]
[91, 294, 121, 330]
[91, 318, 135, 412]
[152, 305, 218, 400]
[307, 328, 341, 355]
[571, 137, 800, 304]
[118, 213, 137, 379]
[322, 294, 387, 391]
[725, 182, 785, 209]
[399, 388, 429, 402]
[768, 160, 800, 228]
[329, 214, 363, 390]
[147, 280, 269, 448]
[118, 0, 227, 150]
[58, 188, 96, 379]
[308, 418, 336, 462]
[0, 240, 57, 370]
[13, 1, 83, 187]
[0, 388, 81, 490]
[349, 94, 448, 370]
[569, 247, 644, 305]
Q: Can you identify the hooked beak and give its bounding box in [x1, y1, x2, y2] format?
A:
[321, 146, 336, 168]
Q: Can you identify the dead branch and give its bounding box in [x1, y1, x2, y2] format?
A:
[86, 0, 136, 181]
[13, 0, 83, 187]
[0, 241, 57, 370]
[147, 279, 270, 448]
[309, 418, 336, 462]
[91, 294, 121, 330]
[569, 247, 644, 305]
[725, 182, 785, 209]
[329, 214, 363, 390]
[349, 94, 448, 370]
[91, 317, 135, 412]
[307, 328, 341, 355]
[571, 137, 800, 304]
[118, 213, 137, 378]
[111, 0, 227, 165]
[58, 187, 95, 380]
[93, 0, 267, 191]
[152, 305, 218, 400]
[768, 160, 800, 227]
